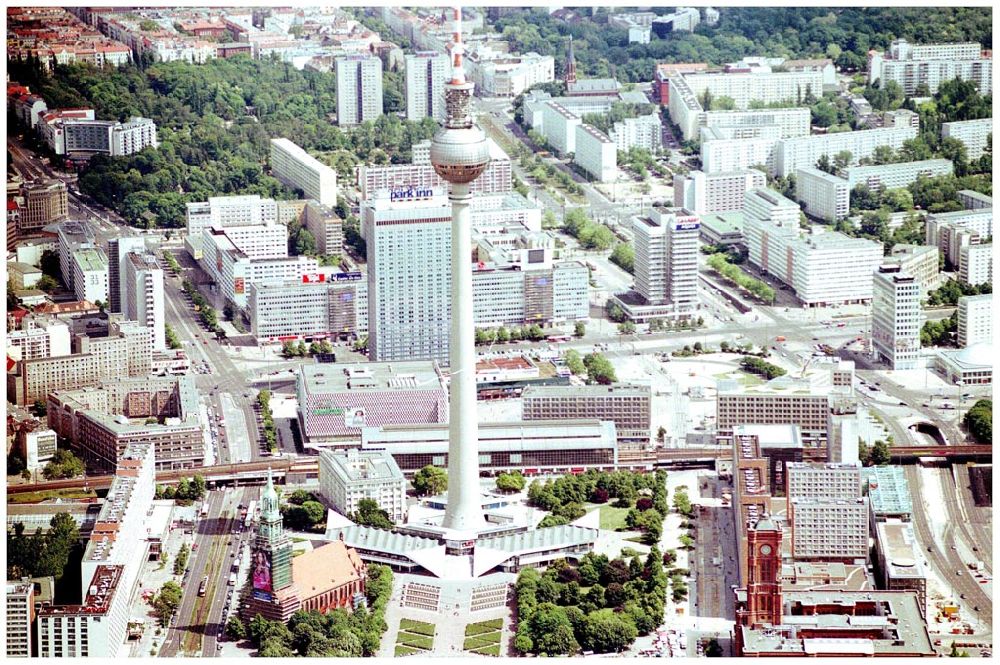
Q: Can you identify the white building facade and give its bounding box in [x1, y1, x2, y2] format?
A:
[872, 265, 923, 370]
[270, 138, 338, 206]
[957, 294, 992, 348]
[796, 167, 850, 222]
[404, 51, 449, 123]
[335, 55, 384, 126]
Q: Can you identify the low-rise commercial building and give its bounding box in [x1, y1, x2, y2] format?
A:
[522, 384, 652, 445]
[360, 419, 618, 475]
[249, 272, 368, 342]
[866, 466, 913, 524]
[874, 520, 927, 615]
[318, 448, 408, 522]
[296, 362, 447, 448]
[270, 138, 338, 206]
[935, 344, 993, 386]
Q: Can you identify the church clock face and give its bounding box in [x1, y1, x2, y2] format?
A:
[760, 545, 772, 555]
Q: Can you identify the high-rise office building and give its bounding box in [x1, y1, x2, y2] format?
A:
[122, 252, 165, 351]
[872, 265, 922, 370]
[363, 192, 452, 363]
[335, 55, 384, 126]
[405, 51, 449, 123]
[106, 235, 146, 313]
[633, 207, 700, 308]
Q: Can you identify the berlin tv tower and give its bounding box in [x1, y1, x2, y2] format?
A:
[430, 7, 491, 533]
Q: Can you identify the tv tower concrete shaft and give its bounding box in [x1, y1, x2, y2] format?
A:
[430, 7, 491, 533]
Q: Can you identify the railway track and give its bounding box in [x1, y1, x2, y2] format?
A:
[905, 466, 991, 628]
[951, 464, 992, 571]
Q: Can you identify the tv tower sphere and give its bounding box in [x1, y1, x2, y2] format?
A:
[430, 11, 490, 184]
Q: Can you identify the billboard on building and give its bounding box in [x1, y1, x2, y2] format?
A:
[252, 549, 273, 600]
[345, 408, 366, 428]
[234, 277, 245, 295]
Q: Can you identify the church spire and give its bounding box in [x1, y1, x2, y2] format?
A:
[565, 35, 577, 86]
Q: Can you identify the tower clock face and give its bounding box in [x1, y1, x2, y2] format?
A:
[760, 545, 772, 555]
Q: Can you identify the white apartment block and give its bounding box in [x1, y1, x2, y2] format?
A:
[683, 69, 825, 111]
[357, 138, 511, 199]
[270, 138, 338, 207]
[957, 294, 993, 348]
[465, 45, 554, 97]
[405, 51, 449, 123]
[249, 273, 368, 342]
[790, 232, 883, 307]
[318, 448, 408, 523]
[887, 244, 941, 296]
[122, 252, 165, 352]
[673, 169, 766, 214]
[745, 192, 883, 306]
[185, 195, 278, 241]
[540, 102, 581, 155]
[868, 39, 991, 95]
[653, 7, 700, 34]
[843, 158, 954, 192]
[958, 189, 992, 210]
[872, 265, 923, 370]
[335, 55, 384, 126]
[701, 132, 779, 174]
[959, 243, 992, 286]
[744, 187, 801, 227]
[796, 167, 850, 222]
[111, 116, 159, 155]
[941, 118, 993, 160]
[363, 193, 452, 363]
[925, 209, 993, 267]
[72, 247, 109, 305]
[6, 580, 33, 657]
[632, 208, 700, 309]
[774, 122, 919, 177]
[6, 315, 71, 361]
[201, 223, 317, 310]
[610, 113, 663, 153]
[574, 124, 617, 182]
[686, 106, 811, 142]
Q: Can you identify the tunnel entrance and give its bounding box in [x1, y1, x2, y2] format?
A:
[909, 421, 947, 446]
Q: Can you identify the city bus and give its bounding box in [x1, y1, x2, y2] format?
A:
[547, 334, 572, 343]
